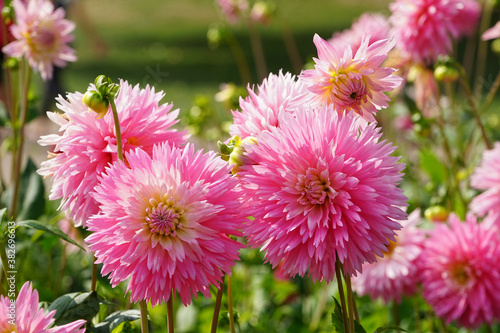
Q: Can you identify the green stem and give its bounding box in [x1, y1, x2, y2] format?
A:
[90, 256, 98, 292]
[247, 19, 268, 82]
[473, 0, 493, 95]
[459, 72, 492, 150]
[335, 257, 349, 333]
[343, 269, 356, 332]
[279, 20, 302, 74]
[140, 300, 149, 333]
[485, 324, 494, 333]
[211, 277, 225, 333]
[392, 301, 400, 327]
[480, 70, 500, 114]
[309, 282, 329, 331]
[227, 275, 235, 333]
[108, 97, 124, 161]
[226, 30, 253, 85]
[10, 60, 31, 220]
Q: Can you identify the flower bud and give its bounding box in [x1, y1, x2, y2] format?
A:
[424, 205, 449, 222]
[228, 135, 257, 174]
[434, 64, 459, 82]
[83, 90, 109, 119]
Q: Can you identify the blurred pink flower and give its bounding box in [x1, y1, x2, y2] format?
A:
[2, 0, 76, 81]
[216, 0, 248, 24]
[482, 21, 500, 41]
[389, 0, 481, 64]
[299, 34, 402, 122]
[230, 70, 307, 138]
[352, 209, 425, 303]
[38, 81, 189, 227]
[85, 143, 245, 306]
[419, 214, 500, 329]
[0, 281, 86, 332]
[470, 142, 500, 226]
[328, 13, 391, 54]
[239, 107, 407, 280]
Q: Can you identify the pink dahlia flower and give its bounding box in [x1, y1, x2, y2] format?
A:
[352, 209, 425, 303]
[2, 0, 76, 81]
[239, 107, 407, 280]
[299, 34, 402, 122]
[470, 142, 500, 226]
[0, 281, 86, 332]
[419, 214, 500, 329]
[216, 0, 249, 24]
[230, 70, 307, 139]
[482, 21, 500, 41]
[85, 143, 245, 306]
[37, 80, 189, 227]
[328, 13, 391, 54]
[389, 0, 481, 64]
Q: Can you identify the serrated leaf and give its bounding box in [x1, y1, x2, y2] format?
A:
[331, 297, 345, 333]
[354, 320, 367, 333]
[48, 291, 100, 326]
[374, 325, 408, 332]
[16, 220, 85, 251]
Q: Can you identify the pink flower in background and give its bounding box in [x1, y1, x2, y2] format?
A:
[328, 13, 391, 54]
[419, 214, 500, 329]
[352, 209, 425, 303]
[389, 0, 481, 64]
[0, 282, 86, 332]
[38, 81, 189, 227]
[482, 21, 500, 41]
[470, 142, 500, 226]
[2, 0, 76, 81]
[230, 70, 307, 138]
[299, 34, 402, 122]
[239, 107, 407, 280]
[85, 143, 245, 306]
[216, 0, 249, 24]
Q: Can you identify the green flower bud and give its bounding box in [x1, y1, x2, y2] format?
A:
[83, 90, 109, 119]
[434, 64, 459, 82]
[424, 205, 449, 222]
[228, 135, 257, 175]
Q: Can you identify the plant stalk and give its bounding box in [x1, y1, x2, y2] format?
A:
[211, 276, 225, 333]
[140, 300, 150, 333]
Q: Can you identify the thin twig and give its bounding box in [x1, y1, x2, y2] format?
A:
[211, 276, 225, 333]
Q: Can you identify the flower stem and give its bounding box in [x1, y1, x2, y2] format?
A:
[108, 97, 123, 161]
[140, 300, 149, 333]
[211, 276, 225, 333]
[226, 30, 253, 85]
[335, 257, 349, 333]
[343, 268, 356, 332]
[227, 275, 235, 333]
[480, 70, 500, 115]
[392, 301, 400, 326]
[459, 71, 492, 150]
[247, 19, 268, 82]
[10, 60, 31, 219]
[90, 256, 98, 292]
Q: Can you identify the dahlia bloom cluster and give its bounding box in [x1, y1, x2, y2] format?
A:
[38, 80, 189, 227]
[389, 0, 481, 64]
[85, 143, 245, 306]
[0, 282, 86, 332]
[239, 107, 407, 280]
[2, 0, 77, 81]
[352, 209, 425, 303]
[419, 214, 500, 329]
[470, 142, 500, 226]
[299, 34, 402, 122]
[328, 13, 391, 54]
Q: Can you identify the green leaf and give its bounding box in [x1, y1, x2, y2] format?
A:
[48, 291, 100, 326]
[111, 321, 138, 333]
[16, 220, 85, 251]
[419, 149, 447, 185]
[355, 320, 367, 333]
[17, 158, 46, 221]
[331, 297, 345, 333]
[93, 310, 141, 333]
[374, 325, 408, 332]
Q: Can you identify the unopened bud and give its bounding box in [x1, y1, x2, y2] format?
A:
[434, 64, 459, 83]
[83, 90, 109, 119]
[424, 205, 449, 222]
[228, 135, 257, 174]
